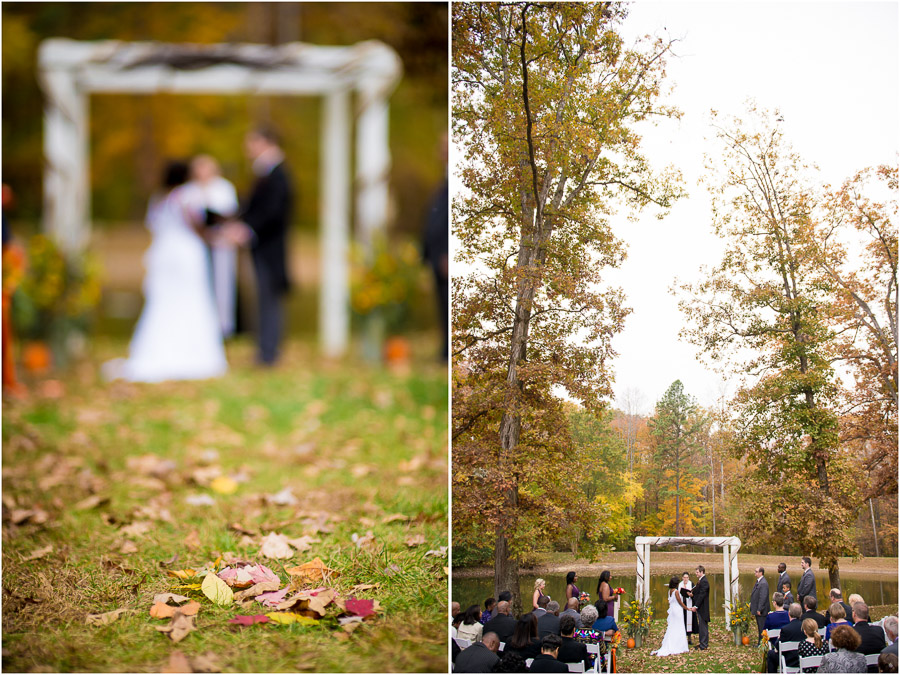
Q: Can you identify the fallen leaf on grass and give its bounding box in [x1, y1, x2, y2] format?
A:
[349, 583, 380, 594]
[73, 494, 110, 511]
[265, 612, 319, 626]
[184, 530, 201, 550]
[285, 557, 339, 582]
[170, 583, 203, 591]
[153, 593, 189, 605]
[161, 650, 192, 673]
[201, 572, 233, 606]
[258, 532, 294, 559]
[338, 615, 365, 633]
[276, 588, 336, 617]
[120, 521, 153, 537]
[210, 476, 238, 495]
[218, 563, 279, 588]
[233, 580, 282, 602]
[228, 614, 270, 626]
[159, 553, 179, 568]
[119, 540, 139, 555]
[154, 610, 196, 643]
[345, 597, 376, 618]
[351, 531, 377, 552]
[381, 513, 410, 524]
[86, 608, 131, 626]
[8, 508, 49, 525]
[424, 546, 448, 558]
[228, 522, 256, 537]
[286, 535, 320, 552]
[255, 587, 292, 608]
[189, 652, 220, 673]
[383, 563, 401, 576]
[185, 494, 216, 507]
[23, 544, 53, 561]
[405, 534, 426, 547]
[167, 569, 197, 580]
[150, 600, 200, 619]
[266, 488, 298, 506]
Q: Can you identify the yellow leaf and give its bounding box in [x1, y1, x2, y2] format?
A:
[170, 583, 203, 591]
[201, 572, 233, 606]
[166, 569, 197, 580]
[265, 612, 319, 626]
[210, 476, 238, 495]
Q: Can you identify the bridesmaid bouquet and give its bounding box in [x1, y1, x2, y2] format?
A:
[615, 587, 625, 595]
[578, 591, 591, 608]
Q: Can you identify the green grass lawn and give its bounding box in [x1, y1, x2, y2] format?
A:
[2, 336, 448, 673]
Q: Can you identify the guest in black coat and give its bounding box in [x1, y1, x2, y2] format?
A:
[227, 128, 292, 365]
[455, 632, 501, 673]
[537, 601, 561, 638]
[557, 615, 590, 671]
[825, 589, 854, 624]
[853, 603, 888, 658]
[506, 613, 541, 660]
[529, 634, 568, 673]
[767, 603, 805, 672]
[484, 601, 517, 644]
[801, 596, 828, 628]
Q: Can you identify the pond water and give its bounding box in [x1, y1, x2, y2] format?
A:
[452, 572, 898, 617]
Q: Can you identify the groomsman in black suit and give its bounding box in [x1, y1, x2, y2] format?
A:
[777, 563, 791, 600]
[690, 566, 711, 650]
[227, 127, 292, 365]
[751, 566, 770, 644]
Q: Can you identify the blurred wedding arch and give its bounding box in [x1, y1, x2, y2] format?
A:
[38, 38, 401, 357]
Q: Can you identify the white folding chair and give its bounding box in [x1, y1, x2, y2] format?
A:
[498, 642, 505, 652]
[779, 641, 800, 674]
[799, 655, 823, 672]
[817, 627, 826, 639]
[767, 628, 781, 649]
[453, 637, 471, 650]
[585, 642, 607, 674]
[866, 653, 881, 668]
[526, 658, 534, 669]
[566, 663, 586, 673]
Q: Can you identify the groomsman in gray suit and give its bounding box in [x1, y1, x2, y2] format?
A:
[797, 556, 816, 608]
[751, 566, 770, 644]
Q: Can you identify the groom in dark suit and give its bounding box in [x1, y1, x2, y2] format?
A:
[227, 128, 292, 365]
[690, 565, 710, 650]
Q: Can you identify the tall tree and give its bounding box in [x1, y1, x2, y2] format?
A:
[679, 105, 859, 587]
[648, 380, 705, 536]
[452, 1, 682, 614]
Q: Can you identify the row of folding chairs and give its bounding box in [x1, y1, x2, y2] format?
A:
[452, 637, 611, 674]
[777, 640, 883, 674]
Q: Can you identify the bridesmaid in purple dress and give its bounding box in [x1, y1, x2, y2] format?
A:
[566, 571, 581, 603]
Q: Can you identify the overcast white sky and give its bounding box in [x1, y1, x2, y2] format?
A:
[602, 1, 898, 411]
[450, 1, 899, 413]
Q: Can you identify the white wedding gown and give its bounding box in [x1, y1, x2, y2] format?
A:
[106, 186, 227, 382]
[656, 590, 689, 657]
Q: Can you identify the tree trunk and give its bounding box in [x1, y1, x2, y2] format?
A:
[827, 560, 841, 591]
[869, 498, 880, 557]
[494, 531, 521, 617]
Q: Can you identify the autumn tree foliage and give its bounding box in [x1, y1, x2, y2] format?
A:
[679, 105, 863, 588]
[451, 1, 682, 613]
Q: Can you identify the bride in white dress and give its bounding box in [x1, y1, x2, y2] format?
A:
[653, 576, 690, 657]
[105, 161, 227, 383]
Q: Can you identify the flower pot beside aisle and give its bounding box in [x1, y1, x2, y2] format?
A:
[733, 628, 743, 646]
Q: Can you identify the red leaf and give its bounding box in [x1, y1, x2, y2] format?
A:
[228, 614, 270, 626]
[345, 597, 375, 618]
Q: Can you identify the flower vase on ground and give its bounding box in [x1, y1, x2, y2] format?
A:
[733, 628, 742, 646]
[633, 633, 642, 648]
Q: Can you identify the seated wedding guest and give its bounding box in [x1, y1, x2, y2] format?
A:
[534, 595, 550, 618]
[826, 602, 852, 641]
[484, 601, 517, 644]
[852, 602, 887, 658]
[561, 598, 582, 630]
[765, 592, 792, 652]
[882, 617, 898, 656]
[557, 615, 590, 671]
[506, 613, 541, 659]
[819, 624, 867, 673]
[767, 603, 804, 672]
[482, 598, 497, 625]
[799, 618, 830, 672]
[455, 631, 501, 673]
[529, 634, 568, 673]
[452, 602, 461, 637]
[538, 601, 561, 638]
[498, 590, 513, 604]
[591, 599, 618, 638]
[802, 596, 828, 628]
[825, 589, 854, 623]
[458, 605, 485, 643]
[574, 604, 606, 672]
[879, 653, 898, 673]
[493, 651, 527, 673]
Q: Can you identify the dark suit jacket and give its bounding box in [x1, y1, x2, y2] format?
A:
[422, 179, 448, 274]
[558, 637, 590, 670]
[454, 642, 500, 673]
[778, 619, 805, 668]
[778, 572, 791, 596]
[801, 610, 827, 628]
[751, 577, 770, 616]
[797, 569, 816, 606]
[484, 613, 516, 644]
[242, 162, 292, 293]
[854, 621, 887, 655]
[537, 613, 561, 638]
[825, 601, 853, 623]
[528, 653, 568, 673]
[507, 637, 541, 660]
[693, 576, 710, 623]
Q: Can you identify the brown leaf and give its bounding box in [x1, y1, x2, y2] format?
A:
[86, 608, 131, 626]
[74, 494, 109, 511]
[381, 513, 411, 524]
[9, 508, 49, 526]
[349, 583, 380, 594]
[285, 557, 339, 582]
[120, 521, 153, 537]
[23, 544, 53, 561]
[159, 553, 179, 568]
[184, 530, 201, 551]
[405, 534, 426, 547]
[285, 535, 320, 552]
[161, 650, 192, 673]
[233, 580, 282, 602]
[189, 652, 221, 673]
[154, 610, 197, 643]
[119, 540, 139, 555]
[228, 522, 257, 537]
[153, 593, 189, 605]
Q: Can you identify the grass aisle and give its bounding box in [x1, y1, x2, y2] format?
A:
[2, 338, 448, 673]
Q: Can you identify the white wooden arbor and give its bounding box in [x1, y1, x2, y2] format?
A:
[635, 536, 742, 628]
[37, 38, 402, 357]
